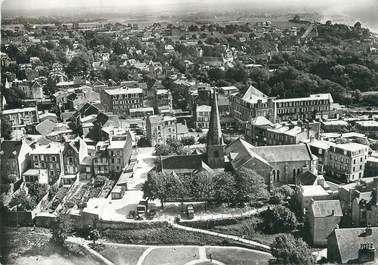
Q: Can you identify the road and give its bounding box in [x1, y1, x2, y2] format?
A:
[96, 147, 156, 221]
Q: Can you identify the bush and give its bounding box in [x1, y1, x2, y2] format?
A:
[261, 206, 298, 233]
[271, 234, 315, 265]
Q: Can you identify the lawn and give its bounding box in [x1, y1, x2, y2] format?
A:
[99, 245, 147, 265]
[101, 225, 231, 245]
[3, 227, 104, 265]
[143, 247, 200, 265]
[206, 247, 271, 265]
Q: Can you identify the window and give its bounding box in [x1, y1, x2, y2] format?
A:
[360, 165, 362, 170]
[111, 158, 115, 163]
[297, 168, 300, 176]
[117, 159, 121, 163]
[360, 157, 363, 162]
[277, 170, 280, 182]
[68, 157, 73, 163]
[51, 156, 56, 162]
[353, 167, 355, 172]
[293, 169, 296, 177]
[86, 167, 91, 173]
[50, 170, 54, 176]
[214, 150, 219, 157]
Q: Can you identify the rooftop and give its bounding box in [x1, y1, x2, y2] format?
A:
[311, 200, 343, 218]
[104, 87, 143, 95]
[301, 185, 329, 197]
[275, 93, 333, 103]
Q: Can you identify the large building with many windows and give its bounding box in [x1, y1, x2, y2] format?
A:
[325, 142, 369, 183]
[230, 85, 333, 126]
[100, 86, 144, 116]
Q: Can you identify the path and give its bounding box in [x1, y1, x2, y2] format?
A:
[171, 221, 271, 252]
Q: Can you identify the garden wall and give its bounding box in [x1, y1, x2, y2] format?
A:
[2, 210, 33, 226]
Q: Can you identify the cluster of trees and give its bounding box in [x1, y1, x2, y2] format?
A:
[154, 138, 189, 156]
[271, 234, 315, 265]
[261, 206, 298, 233]
[142, 167, 269, 209]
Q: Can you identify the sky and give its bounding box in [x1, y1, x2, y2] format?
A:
[1, 0, 378, 31]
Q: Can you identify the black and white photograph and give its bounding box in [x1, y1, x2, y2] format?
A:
[0, 0, 378, 264]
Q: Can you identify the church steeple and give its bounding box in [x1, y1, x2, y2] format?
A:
[206, 91, 224, 169]
[207, 91, 223, 146]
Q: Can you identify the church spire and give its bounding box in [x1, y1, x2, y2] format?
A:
[207, 91, 223, 146]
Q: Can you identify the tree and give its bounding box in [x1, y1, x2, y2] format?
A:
[155, 143, 172, 156]
[271, 234, 315, 265]
[354, 21, 362, 30]
[50, 214, 70, 247]
[142, 171, 177, 209]
[1, 116, 12, 140]
[270, 185, 295, 205]
[89, 227, 100, 245]
[137, 137, 152, 147]
[236, 167, 269, 204]
[192, 172, 214, 208]
[213, 172, 237, 205]
[66, 53, 91, 78]
[262, 206, 298, 233]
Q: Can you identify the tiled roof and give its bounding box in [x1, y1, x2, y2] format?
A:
[252, 144, 312, 163]
[161, 154, 204, 172]
[331, 227, 378, 263]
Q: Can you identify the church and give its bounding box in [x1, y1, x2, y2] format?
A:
[158, 90, 318, 189]
[159, 91, 226, 177]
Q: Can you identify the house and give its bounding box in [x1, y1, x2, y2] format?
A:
[308, 200, 343, 246]
[327, 227, 378, 264]
[62, 139, 88, 175]
[30, 142, 64, 184]
[0, 139, 32, 186]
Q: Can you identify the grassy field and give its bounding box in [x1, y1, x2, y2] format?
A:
[3, 227, 103, 265]
[206, 247, 271, 265]
[101, 225, 231, 245]
[143, 247, 200, 265]
[99, 245, 147, 265]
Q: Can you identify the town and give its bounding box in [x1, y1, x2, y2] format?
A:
[1, 3, 378, 265]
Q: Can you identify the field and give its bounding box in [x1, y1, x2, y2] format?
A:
[206, 247, 271, 265]
[3, 227, 103, 265]
[98, 244, 272, 265]
[143, 247, 199, 265]
[99, 244, 147, 265]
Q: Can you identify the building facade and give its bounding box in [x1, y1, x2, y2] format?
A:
[2, 106, 39, 129]
[30, 143, 64, 184]
[326, 143, 369, 183]
[100, 86, 144, 116]
[146, 115, 177, 146]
